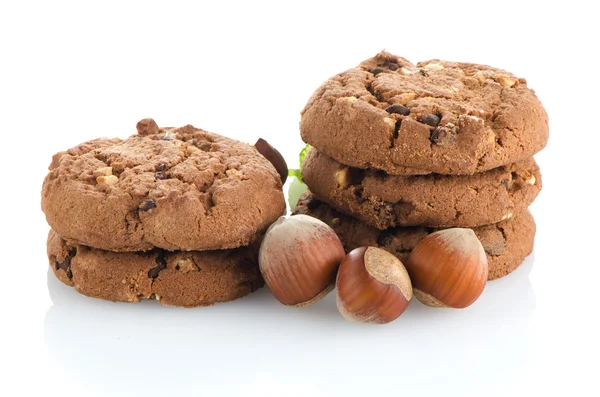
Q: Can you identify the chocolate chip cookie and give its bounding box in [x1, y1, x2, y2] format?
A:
[300, 51, 548, 175]
[294, 192, 535, 280]
[302, 149, 541, 229]
[47, 230, 264, 307]
[42, 119, 286, 252]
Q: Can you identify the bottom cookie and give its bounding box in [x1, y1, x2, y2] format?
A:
[47, 230, 264, 307]
[294, 192, 535, 280]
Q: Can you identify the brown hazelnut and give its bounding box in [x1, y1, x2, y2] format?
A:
[336, 247, 412, 324]
[258, 214, 345, 306]
[404, 228, 488, 308]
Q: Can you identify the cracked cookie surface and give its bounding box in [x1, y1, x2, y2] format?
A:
[294, 192, 535, 280]
[302, 149, 541, 229]
[47, 229, 264, 307]
[300, 51, 548, 175]
[41, 119, 286, 252]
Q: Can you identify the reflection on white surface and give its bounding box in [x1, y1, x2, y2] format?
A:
[45, 254, 536, 396]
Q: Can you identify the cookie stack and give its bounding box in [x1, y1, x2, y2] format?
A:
[42, 119, 286, 306]
[295, 51, 548, 280]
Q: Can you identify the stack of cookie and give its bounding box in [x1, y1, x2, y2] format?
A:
[42, 119, 286, 306]
[295, 51, 548, 280]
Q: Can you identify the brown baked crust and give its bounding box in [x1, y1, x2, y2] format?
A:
[47, 229, 264, 307]
[302, 149, 541, 229]
[41, 119, 286, 252]
[300, 51, 548, 175]
[294, 192, 535, 280]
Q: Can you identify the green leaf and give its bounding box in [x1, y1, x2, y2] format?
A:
[287, 169, 302, 180]
[298, 144, 311, 168]
[286, 144, 311, 183]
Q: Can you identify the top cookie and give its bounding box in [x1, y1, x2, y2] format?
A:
[300, 51, 548, 175]
[42, 119, 286, 252]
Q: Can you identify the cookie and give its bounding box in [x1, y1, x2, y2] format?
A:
[302, 148, 541, 229]
[42, 119, 286, 252]
[294, 192, 535, 280]
[300, 51, 548, 175]
[47, 229, 264, 307]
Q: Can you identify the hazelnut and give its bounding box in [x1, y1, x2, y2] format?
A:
[254, 138, 288, 184]
[473, 71, 487, 83]
[404, 228, 488, 308]
[495, 74, 517, 87]
[258, 214, 345, 306]
[334, 168, 350, 188]
[424, 63, 445, 71]
[187, 145, 201, 155]
[337, 96, 358, 104]
[96, 175, 118, 185]
[336, 247, 412, 324]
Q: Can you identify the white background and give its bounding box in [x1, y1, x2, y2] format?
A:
[1, 1, 599, 396]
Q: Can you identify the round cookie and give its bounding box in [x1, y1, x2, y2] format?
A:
[302, 148, 541, 229]
[294, 192, 535, 280]
[42, 119, 286, 252]
[300, 51, 548, 175]
[47, 230, 264, 307]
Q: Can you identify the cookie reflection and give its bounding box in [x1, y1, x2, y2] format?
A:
[45, 254, 536, 396]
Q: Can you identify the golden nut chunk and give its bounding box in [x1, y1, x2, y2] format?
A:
[474, 71, 487, 83]
[96, 175, 119, 185]
[337, 96, 358, 104]
[424, 63, 445, 71]
[495, 74, 517, 87]
[334, 168, 350, 189]
[187, 145, 201, 155]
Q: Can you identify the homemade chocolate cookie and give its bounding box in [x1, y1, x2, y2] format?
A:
[42, 119, 286, 252]
[294, 192, 535, 280]
[302, 149, 541, 229]
[300, 51, 548, 175]
[47, 230, 264, 307]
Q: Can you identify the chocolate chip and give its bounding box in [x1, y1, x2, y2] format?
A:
[419, 69, 429, 77]
[370, 68, 384, 75]
[54, 248, 76, 279]
[148, 267, 162, 278]
[156, 163, 165, 172]
[254, 138, 288, 184]
[136, 118, 159, 136]
[199, 142, 212, 152]
[154, 172, 165, 180]
[148, 253, 167, 279]
[394, 201, 416, 219]
[419, 114, 441, 127]
[393, 120, 402, 140]
[388, 63, 399, 71]
[306, 197, 321, 210]
[430, 123, 458, 145]
[139, 199, 156, 211]
[376, 231, 391, 247]
[386, 104, 411, 116]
